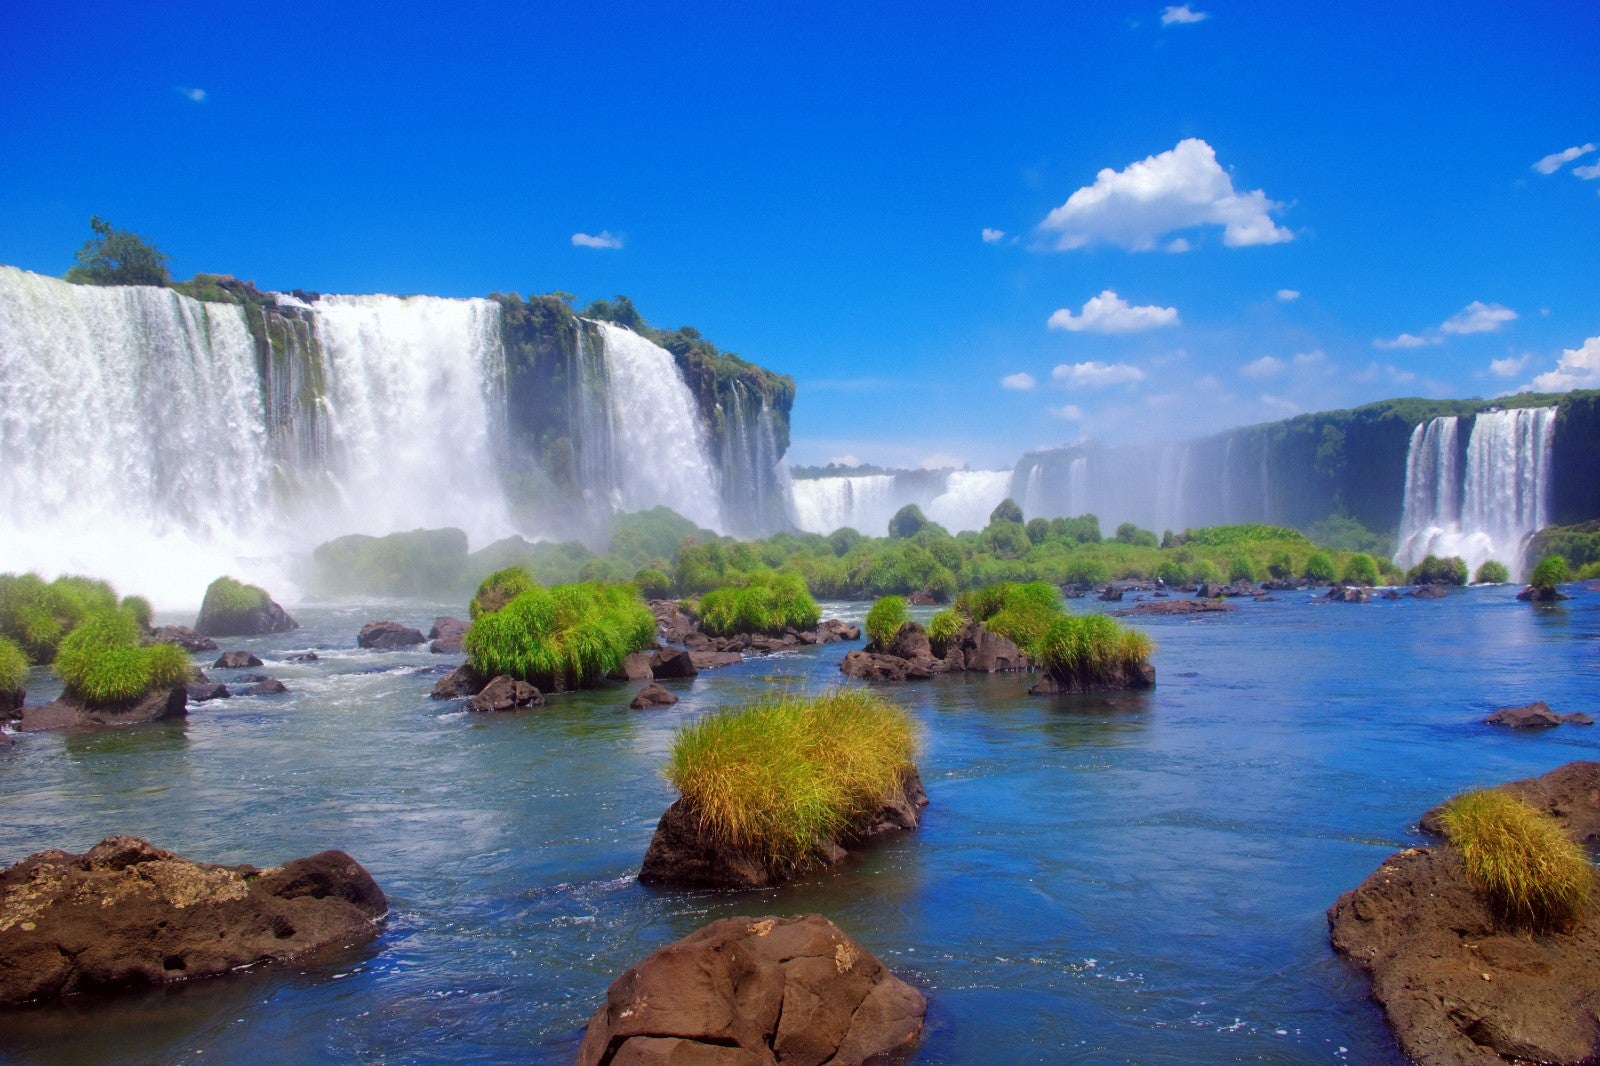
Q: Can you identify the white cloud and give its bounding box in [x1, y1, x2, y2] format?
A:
[1533, 143, 1597, 175]
[1260, 393, 1300, 416]
[1527, 336, 1600, 391]
[1374, 332, 1435, 349]
[1046, 290, 1179, 333]
[1440, 300, 1517, 335]
[1050, 404, 1084, 420]
[1574, 163, 1600, 180]
[1001, 372, 1036, 391]
[981, 227, 1006, 243]
[176, 86, 207, 103]
[1051, 361, 1147, 387]
[919, 453, 965, 470]
[1356, 362, 1419, 385]
[1160, 4, 1209, 24]
[1240, 355, 1283, 380]
[1490, 354, 1530, 378]
[1292, 349, 1327, 368]
[1276, 288, 1300, 302]
[1164, 237, 1192, 253]
[572, 230, 623, 249]
[1037, 138, 1292, 251]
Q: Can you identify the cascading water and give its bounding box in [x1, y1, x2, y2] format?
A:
[790, 475, 903, 536]
[926, 471, 1014, 531]
[1394, 409, 1555, 578]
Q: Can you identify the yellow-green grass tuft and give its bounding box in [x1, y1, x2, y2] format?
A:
[1033, 613, 1154, 686]
[0, 571, 120, 662]
[665, 689, 917, 869]
[953, 581, 1062, 649]
[470, 566, 539, 619]
[927, 607, 964, 650]
[864, 595, 908, 648]
[1437, 788, 1594, 930]
[52, 609, 191, 705]
[0, 636, 28, 692]
[697, 572, 820, 636]
[463, 581, 655, 690]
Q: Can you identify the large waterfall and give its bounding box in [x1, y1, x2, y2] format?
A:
[790, 470, 1013, 536]
[1394, 408, 1556, 578]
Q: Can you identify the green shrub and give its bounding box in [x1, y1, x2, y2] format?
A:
[1156, 560, 1189, 586]
[1303, 551, 1337, 582]
[989, 498, 1024, 526]
[462, 581, 656, 691]
[1114, 522, 1158, 547]
[664, 688, 917, 868]
[1033, 614, 1155, 687]
[1530, 554, 1571, 590]
[1437, 788, 1593, 929]
[470, 566, 537, 619]
[0, 636, 27, 692]
[1577, 561, 1600, 581]
[52, 609, 190, 706]
[888, 504, 930, 539]
[864, 595, 909, 649]
[119, 595, 153, 629]
[1191, 559, 1223, 586]
[1227, 555, 1259, 583]
[698, 572, 821, 636]
[1474, 560, 1511, 584]
[632, 567, 673, 599]
[1342, 553, 1380, 586]
[0, 572, 121, 662]
[1406, 554, 1468, 586]
[1267, 551, 1294, 580]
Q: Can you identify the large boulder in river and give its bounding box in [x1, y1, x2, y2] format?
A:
[577, 914, 925, 1066]
[427, 617, 468, 654]
[0, 836, 386, 1007]
[629, 682, 678, 709]
[1484, 700, 1593, 729]
[430, 663, 485, 700]
[1329, 761, 1600, 1065]
[194, 577, 298, 637]
[16, 686, 187, 733]
[649, 647, 698, 680]
[467, 675, 543, 713]
[357, 621, 426, 651]
[146, 625, 218, 653]
[214, 650, 263, 669]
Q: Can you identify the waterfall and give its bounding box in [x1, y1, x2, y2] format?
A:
[716, 384, 791, 537]
[1393, 409, 1555, 578]
[926, 471, 1014, 531]
[790, 475, 903, 536]
[590, 321, 723, 532]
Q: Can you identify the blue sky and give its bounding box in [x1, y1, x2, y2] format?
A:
[4, 1, 1598, 470]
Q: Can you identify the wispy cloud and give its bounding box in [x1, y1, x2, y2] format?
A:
[1574, 163, 1600, 180]
[1000, 372, 1036, 391]
[1160, 4, 1209, 25]
[981, 227, 1006, 243]
[1526, 336, 1600, 392]
[175, 86, 207, 103]
[1533, 143, 1597, 175]
[1037, 138, 1292, 251]
[1050, 404, 1084, 420]
[1374, 332, 1437, 349]
[1259, 393, 1300, 416]
[1440, 300, 1517, 335]
[1275, 288, 1300, 302]
[1047, 290, 1179, 333]
[1240, 355, 1283, 380]
[572, 230, 623, 249]
[1051, 361, 1147, 387]
[1490, 354, 1530, 378]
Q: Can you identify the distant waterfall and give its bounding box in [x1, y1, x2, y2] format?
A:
[1394, 409, 1556, 578]
[926, 470, 1013, 531]
[718, 383, 793, 537]
[791, 475, 902, 536]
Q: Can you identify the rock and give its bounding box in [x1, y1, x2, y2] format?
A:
[195, 585, 297, 638]
[1518, 584, 1571, 602]
[146, 625, 217, 653]
[689, 650, 744, 671]
[1408, 584, 1450, 599]
[839, 649, 935, 682]
[186, 682, 231, 703]
[357, 621, 426, 651]
[1115, 599, 1235, 617]
[17, 687, 188, 732]
[1380, 588, 1404, 600]
[1029, 659, 1156, 695]
[640, 770, 927, 889]
[1483, 700, 1592, 729]
[467, 675, 544, 713]
[649, 647, 699, 680]
[908, 589, 939, 605]
[0, 836, 385, 1007]
[239, 678, 288, 696]
[1099, 586, 1124, 602]
[286, 651, 319, 663]
[577, 914, 926, 1066]
[629, 682, 678, 709]
[959, 625, 1030, 673]
[608, 651, 655, 682]
[649, 600, 699, 644]
[214, 651, 263, 669]
[816, 619, 861, 643]
[1322, 585, 1372, 603]
[427, 616, 468, 654]
[884, 621, 936, 663]
[1420, 761, 1600, 844]
[1, 686, 22, 720]
[1194, 583, 1225, 599]
[1222, 580, 1258, 598]
[430, 664, 484, 700]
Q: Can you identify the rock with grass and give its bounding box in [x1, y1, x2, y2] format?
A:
[577, 913, 925, 1066]
[697, 573, 822, 639]
[1329, 764, 1600, 1065]
[461, 581, 655, 694]
[630, 682, 678, 709]
[17, 609, 191, 732]
[0, 636, 25, 718]
[640, 689, 927, 889]
[1029, 613, 1155, 694]
[195, 576, 297, 637]
[0, 836, 386, 1007]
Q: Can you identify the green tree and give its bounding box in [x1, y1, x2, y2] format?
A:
[989, 498, 1024, 526]
[1530, 555, 1571, 591]
[1342, 553, 1380, 586]
[64, 217, 171, 287]
[888, 504, 930, 539]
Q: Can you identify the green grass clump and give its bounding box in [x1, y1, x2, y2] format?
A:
[927, 607, 964, 650]
[697, 572, 821, 636]
[1474, 560, 1511, 584]
[632, 567, 673, 599]
[0, 572, 120, 662]
[1341, 553, 1380, 586]
[463, 581, 655, 691]
[1530, 554, 1571, 591]
[52, 609, 191, 706]
[0, 636, 27, 692]
[664, 688, 917, 868]
[1437, 788, 1594, 929]
[469, 566, 537, 619]
[1302, 551, 1336, 583]
[864, 595, 908, 648]
[1191, 559, 1223, 586]
[1033, 614, 1155, 688]
[119, 595, 153, 629]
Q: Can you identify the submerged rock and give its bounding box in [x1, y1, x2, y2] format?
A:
[146, 625, 217, 653]
[0, 836, 386, 1007]
[1518, 584, 1571, 602]
[1322, 585, 1372, 603]
[1029, 660, 1155, 695]
[357, 621, 426, 651]
[629, 682, 678, 709]
[467, 675, 543, 713]
[577, 914, 925, 1066]
[1484, 700, 1593, 729]
[1115, 599, 1235, 617]
[1408, 584, 1450, 599]
[17, 687, 187, 732]
[214, 650, 263, 669]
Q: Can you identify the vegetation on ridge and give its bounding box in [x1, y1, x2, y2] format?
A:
[864, 595, 909, 649]
[1437, 788, 1593, 930]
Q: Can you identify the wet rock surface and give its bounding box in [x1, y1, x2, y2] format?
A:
[1484, 700, 1594, 729]
[467, 675, 544, 713]
[427, 616, 468, 654]
[1114, 598, 1235, 617]
[16, 687, 188, 733]
[629, 682, 678, 709]
[357, 621, 426, 651]
[146, 626, 217, 653]
[214, 651, 263, 669]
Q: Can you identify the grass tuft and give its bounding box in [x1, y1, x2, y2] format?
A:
[470, 566, 538, 619]
[696, 572, 821, 636]
[1437, 788, 1593, 930]
[664, 689, 917, 868]
[864, 595, 908, 648]
[463, 580, 655, 690]
[52, 609, 191, 705]
[1033, 613, 1154, 687]
[0, 636, 27, 692]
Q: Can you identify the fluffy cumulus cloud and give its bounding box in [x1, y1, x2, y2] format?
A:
[1276, 288, 1300, 302]
[572, 230, 623, 249]
[1240, 355, 1283, 379]
[1441, 300, 1517, 335]
[1001, 372, 1036, 391]
[1574, 163, 1600, 180]
[1527, 336, 1600, 391]
[981, 227, 1006, 243]
[1490, 354, 1530, 378]
[1038, 138, 1292, 251]
[1047, 290, 1179, 333]
[1160, 4, 1209, 24]
[1051, 361, 1147, 387]
[1533, 143, 1597, 175]
[828, 454, 861, 467]
[1373, 332, 1436, 349]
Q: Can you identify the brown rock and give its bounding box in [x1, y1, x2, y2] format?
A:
[239, 678, 288, 696]
[467, 675, 544, 713]
[430, 663, 484, 700]
[146, 625, 217, 653]
[1029, 659, 1155, 695]
[576, 914, 925, 1066]
[1408, 584, 1450, 599]
[609, 652, 656, 682]
[1322, 585, 1372, 603]
[629, 682, 679, 709]
[959, 626, 1031, 673]
[649, 600, 699, 645]
[839, 649, 935, 683]
[815, 619, 861, 643]
[427, 616, 468, 654]
[1, 687, 23, 720]
[883, 621, 934, 662]
[186, 682, 231, 702]
[1115, 599, 1236, 617]
[1485, 700, 1564, 728]
[650, 647, 699, 680]
[17, 687, 188, 732]
[689, 650, 743, 671]
[0, 836, 385, 1007]
[1518, 585, 1571, 602]
[1420, 761, 1600, 844]
[357, 621, 426, 651]
[214, 650, 263, 669]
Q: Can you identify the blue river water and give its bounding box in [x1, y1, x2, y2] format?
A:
[2, 586, 1597, 1064]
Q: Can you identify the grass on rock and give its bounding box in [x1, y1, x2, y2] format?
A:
[463, 581, 655, 690]
[470, 566, 538, 619]
[1437, 788, 1594, 930]
[696, 572, 820, 636]
[1033, 613, 1154, 686]
[864, 595, 908, 648]
[665, 688, 917, 868]
[0, 636, 27, 692]
[52, 609, 190, 706]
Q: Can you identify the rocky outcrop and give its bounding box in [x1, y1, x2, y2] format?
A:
[608, 652, 655, 682]
[214, 651, 263, 669]
[187, 681, 230, 702]
[0, 836, 385, 1006]
[357, 621, 426, 651]
[629, 682, 678, 709]
[146, 626, 217, 653]
[430, 664, 484, 700]
[577, 914, 925, 1066]
[195, 589, 297, 638]
[1028, 660, 1156, 695]
[427, 617, 468, 654]
[817, 619, 862, 642]
[1114, 599, 1235, 617]
[689, 650, 743, 671]
[649, 599, 699, 644]
[1518, 584, 1571, 602]
[649, 647, 699, 680]
[1484, 701, 1593, 729]
[1330, 762, 1600, 1065]
[639, 770, 927, 890]
[467, 675, 544, 713]
[16, 687, 188, 732]
[1408, 584, 1450, 599]
[936, 620, 1031, 673]
[1322, 585, 1372, 603]
[238, 678, 288, 696]
[839, 649, 936, 682]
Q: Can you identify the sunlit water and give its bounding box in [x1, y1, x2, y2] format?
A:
[3, 588, 1598, 1064]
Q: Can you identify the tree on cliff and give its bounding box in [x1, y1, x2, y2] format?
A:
[65, 217, 171, 287]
